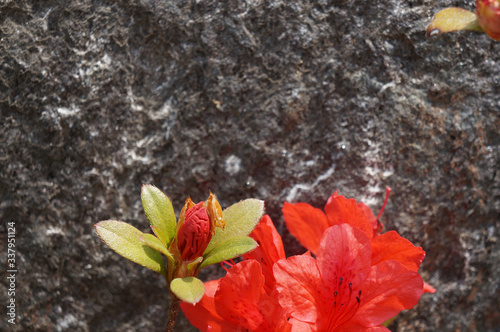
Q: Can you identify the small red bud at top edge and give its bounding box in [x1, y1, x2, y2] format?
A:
[476, 0, 500, 40]
[177, 202, 212, 261]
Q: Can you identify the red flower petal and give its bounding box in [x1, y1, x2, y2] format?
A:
[348, 260, 423, 327]
[288, 318, 316, 332]
[316, 225, 372, 299]
[214, 260, 268, 330]
[180, 280, 235, 332]
[274, 254, 322, 323]
[282, 202, 329, 254]
[315, 225, 372, 329]
[357, 202, 382, 238]
[246, 215, 286, 291]
[324, 192, 374, 239]
[370, 231, 425, 272]
[182, 260, 290, 332]
[215, 260, 290, 331]
[248, 215, 286, 261]
[275, 225, 374, 330]
[275, 224, 425, 331]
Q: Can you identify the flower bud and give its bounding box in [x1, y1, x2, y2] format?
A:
[177, 201, 211, 261]
[476, 0, 500, 40]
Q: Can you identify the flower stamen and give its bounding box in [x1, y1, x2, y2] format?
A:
[220, 259, 236, 272]
[327, 277, 364, 330]
[376, 186, 391, 220]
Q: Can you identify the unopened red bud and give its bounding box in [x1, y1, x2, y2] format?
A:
[177, 202, 212, 261]
[477, 0, 500, 40]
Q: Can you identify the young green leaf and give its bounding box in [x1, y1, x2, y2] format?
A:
[170, 277, 205, 304]
[141, 185, 177, 246]
[94, 220, 166, 276]
[204, 199, 264, 253]
[186, 257, 204, 276]
[141, 233, 175, 267]
[199, 236, 257, 269]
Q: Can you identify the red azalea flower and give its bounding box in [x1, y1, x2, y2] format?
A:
[282, 190, 436, 294]
[181, 260, 290, 332]
[274, 224, 424, 331]
[282, 190, 385, 253]
[181, 216, 290, 331]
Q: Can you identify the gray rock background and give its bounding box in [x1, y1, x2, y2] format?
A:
[1, 0, 499, 331]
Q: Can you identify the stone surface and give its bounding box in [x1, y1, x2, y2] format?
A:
[1, 0, 499, 331]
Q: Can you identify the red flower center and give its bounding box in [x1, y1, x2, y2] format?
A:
[327, 277, 363, 330]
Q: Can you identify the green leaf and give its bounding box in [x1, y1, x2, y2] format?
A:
[204, 199, 264, 254]
[199, 236, 257, 269]
[170, 277, 205, 304]
[427, 8, 482, 38]
[94, 220, 166, 277]
[186, 256, 203, 270]
[141, 233, 175, 267]
[141, 185, 177, 246]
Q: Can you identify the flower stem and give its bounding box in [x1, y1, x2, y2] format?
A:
[165, 295, 181, 332]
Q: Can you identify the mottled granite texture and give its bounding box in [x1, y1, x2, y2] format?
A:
[1, 0, 499, 331]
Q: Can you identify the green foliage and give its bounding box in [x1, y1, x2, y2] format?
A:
[141, 185, 177, 246]
[170, 277, 205, 304]
[200, 236, 257, 269]
[95, 188, 265, 314]
[94, 220, 166, 277]
[141, 233, 175, 268]
[205, 199, 264, 253]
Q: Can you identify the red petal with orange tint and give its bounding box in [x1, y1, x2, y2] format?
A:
[315, 225, 372, 329]
[316, 225, 372, 298]
[274, 254, 322, 323]
[358, 202, 381, 237]
[182, 259, 290, 332]
[180, 280, 236, 332]
[215, 260, 284, 331]
[348, 260, 423, 327]
[282, 202, 329, 254]
[275, 225, 374, 330]
[246, 215, 286, 291]
[248, 215, 286, 262]
[370, 231, 425, 272]
[324, 192, 374, 239]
